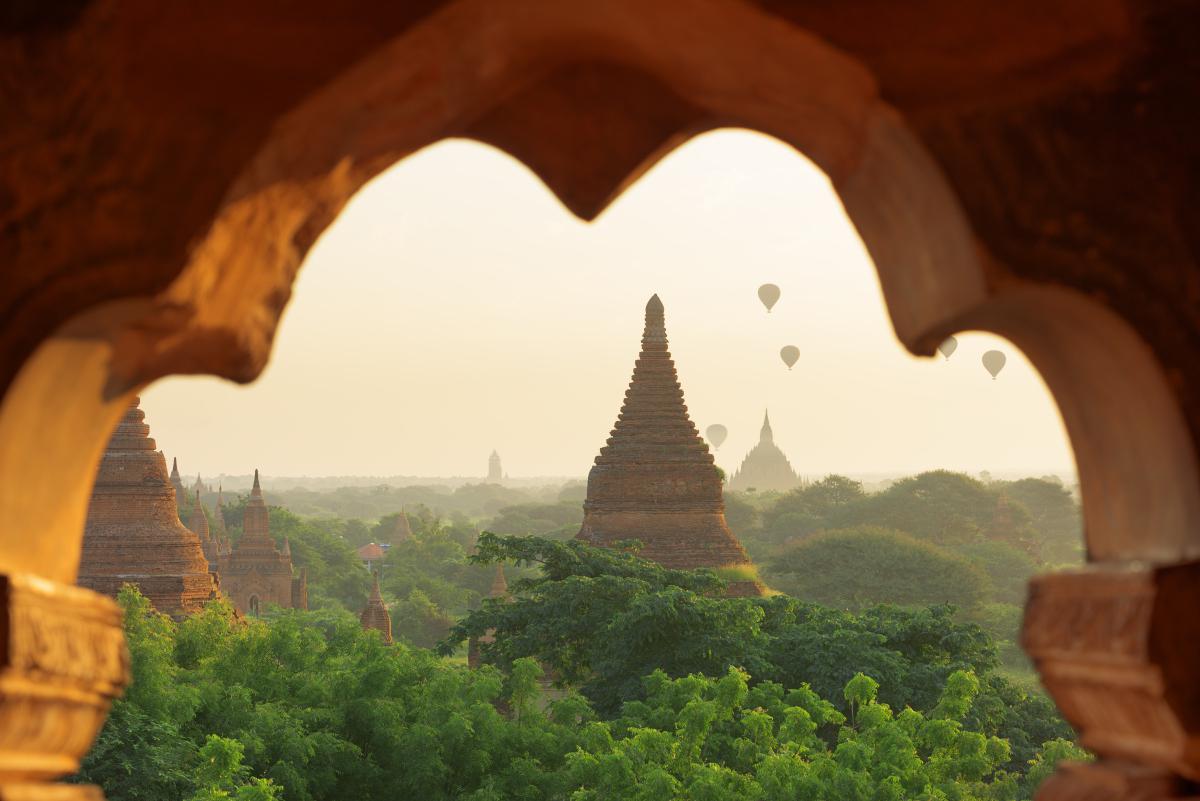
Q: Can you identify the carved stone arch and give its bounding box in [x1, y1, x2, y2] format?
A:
[2, 0, 1199, 796]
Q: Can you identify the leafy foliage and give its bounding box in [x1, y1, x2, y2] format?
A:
[445, 534, 1073, 776]
[79, 585, 1078, 801]
[765, 526, 988, 610]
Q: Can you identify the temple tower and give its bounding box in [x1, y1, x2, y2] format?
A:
[78, 399, 218, 616]
[220, 469, 307, 615]
[213, 484, 228, 536]
[186, 489, 220, 574]
[359, 573, 392, 644]
[388, 509, 413, 544]
[488, 450, 503, 483]
[728, 410, 802, 493]
[169, 456, 186, 509]
[576, 295, 763, 596]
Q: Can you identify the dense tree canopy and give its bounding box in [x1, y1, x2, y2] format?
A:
[78, 585, 1083, 801]
[445, 534, 1073, 776]
[764, 527, 988, 611]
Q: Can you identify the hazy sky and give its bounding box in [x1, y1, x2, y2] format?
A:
[143, 130, 1076, 480]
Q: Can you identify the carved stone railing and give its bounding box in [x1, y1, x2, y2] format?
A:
[0, 573, 129, 800]
[1023, 562, 1200, 801]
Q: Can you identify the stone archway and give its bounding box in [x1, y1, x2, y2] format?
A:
[2, 1, 1198, 798]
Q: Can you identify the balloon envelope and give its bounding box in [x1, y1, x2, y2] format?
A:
[938, 336, 958, 360]
[780, 345, 800, 370]
[982, 350, 1007, 379]
[705, 424, 728, 450]
[758, 284, 781, 312]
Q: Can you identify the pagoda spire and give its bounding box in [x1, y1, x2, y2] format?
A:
[489, 564, 509, 599]
[760, 409, 774, 444]
[359, 572, 393, 644]
[577, 295, 762, 595]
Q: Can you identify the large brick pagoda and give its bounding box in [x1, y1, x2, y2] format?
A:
[78, 399, 219, 616]
[576, 295, 764, 596]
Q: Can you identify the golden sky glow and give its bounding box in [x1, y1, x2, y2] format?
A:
[143, 130, 1076, 480]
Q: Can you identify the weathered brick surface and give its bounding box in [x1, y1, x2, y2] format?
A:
[218, 470, 305, 615]
[78, 399, 218, 617]
[577, 296, 764, 595]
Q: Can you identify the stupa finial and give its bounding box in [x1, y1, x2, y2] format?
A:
[641, 294, 667, 350]
[760, 410, 774, 444]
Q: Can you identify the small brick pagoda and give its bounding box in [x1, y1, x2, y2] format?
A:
[219, 469, 307, 615]
[78, 398, 218, 616]
[186, 489, 221, 573]
[359, 573, 392, 644]
[728, 411, 802, 493]
[576, 295, 764, 596]
[387, 509, 413, 544]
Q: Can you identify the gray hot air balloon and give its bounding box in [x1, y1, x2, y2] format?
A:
[982, 350, 1007, 379]
[705, 424, 728, 450]
[780, 345, 800, 370]
[758, 284, 781, 313]
[938, 336, 958, 360]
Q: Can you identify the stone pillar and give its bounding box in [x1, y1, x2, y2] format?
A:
[1021, 562, 1200, 800]
[0, 573, 129, 800]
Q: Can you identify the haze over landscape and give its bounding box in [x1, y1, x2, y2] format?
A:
[143, 130, 1076, 481]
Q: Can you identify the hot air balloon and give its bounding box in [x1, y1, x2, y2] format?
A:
[982, 350, 1006, 379]
[938, 336, 958, 360]
[705, 424, 728, 450]
[758, 284, 781, 313]
[780, 346, 800, 370]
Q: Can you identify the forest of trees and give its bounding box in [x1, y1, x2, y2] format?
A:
[88, 470, 1084, 799]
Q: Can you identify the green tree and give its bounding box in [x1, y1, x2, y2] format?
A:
[761, 475, 866, 542]
[999, 477, 1083, 565]
[766, 526, 989, 610]
[844, 470, 996, 545]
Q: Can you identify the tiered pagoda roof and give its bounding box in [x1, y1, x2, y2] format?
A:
[78, 398, 218, 616]
[186, 489, 220, 573]
[576, 296, 763, 596]
[359, 573, 392, 644]
[225, 470, 292, 579]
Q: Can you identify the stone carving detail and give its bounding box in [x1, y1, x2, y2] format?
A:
[1023, 562, 1200, 799]
[0, 572, 129, 799]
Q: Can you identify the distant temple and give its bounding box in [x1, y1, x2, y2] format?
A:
[386, 509, 413, 544]
[213, 485, 229, 537]
[488, 450, 503, 482]
[78, 398, 218, 616]
[576, 295, 764, 596]
[187, 489, 220, 573]
[359, 573, 392, 644]
[218, 469, 307, 615]
[169, 456, 186, 509]
[728, 411, 803, 493]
